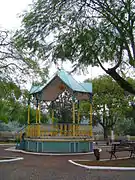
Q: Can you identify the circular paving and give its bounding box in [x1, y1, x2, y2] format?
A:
[1, 145, 135, 180]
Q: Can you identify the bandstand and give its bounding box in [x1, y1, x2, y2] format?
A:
[18, 69, 94, 153]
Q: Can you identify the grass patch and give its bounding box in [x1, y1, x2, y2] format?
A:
[74, 158, 135, 167]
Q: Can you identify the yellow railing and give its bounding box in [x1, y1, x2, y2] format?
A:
[25, 123, 91, 138]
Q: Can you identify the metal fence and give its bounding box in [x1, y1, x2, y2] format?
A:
[24, 123, 91, 138]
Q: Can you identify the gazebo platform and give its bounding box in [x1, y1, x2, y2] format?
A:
[22, 137, 93, 153]
[17, 69, 93, 153]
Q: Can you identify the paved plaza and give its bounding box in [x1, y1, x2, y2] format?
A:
[0, 145, 135, 180]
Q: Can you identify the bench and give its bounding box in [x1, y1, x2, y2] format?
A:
[107, 142, 135, 160]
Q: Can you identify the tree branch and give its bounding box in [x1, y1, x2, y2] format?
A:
[87, 0, 134, 65]
[111, 42, 123, 70]
[96, 56, 107, 72]
[0, 63, 23, 70]
[106, 68, 135, 95]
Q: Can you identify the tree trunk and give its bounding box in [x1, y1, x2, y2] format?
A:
[104, 127, 108, 140]
[106, 68, 135, 95]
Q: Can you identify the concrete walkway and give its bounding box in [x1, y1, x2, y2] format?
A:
[0, 145, 135, 180]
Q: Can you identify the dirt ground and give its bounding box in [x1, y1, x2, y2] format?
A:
[75, 158, 135, 167]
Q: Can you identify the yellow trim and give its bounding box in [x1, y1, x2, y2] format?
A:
[25, 123, 93, 139]
[64, 124, 67, 135]
[27, 105, 30, 125]
[25, 138, 93, 142]
[36, 108, 38, 124]
[37, 124, 40, 137]
[89, 103, 93, 137]
[27, 104, 30, 137]
[38, 104, 41, 124]
[69, 125, 72, 136]
[60, 124, 63, 135]
[77, 110, 80, 124]
[72, 102, 76, 136]
[52, 109, 54, 124]
[27, 124, 30, 137]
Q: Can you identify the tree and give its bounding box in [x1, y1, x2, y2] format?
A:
[0, 80, 22, 122]
[115, 118, 135, 136]
[82, 75, 134, 139]
[15, 0, 135, 94]
[0, 28, 49, 124]
[0, 29, 49, 86]
[0, 80, 26, 123]
[0, 80, 22, 100]
[0, 81, 48, 125]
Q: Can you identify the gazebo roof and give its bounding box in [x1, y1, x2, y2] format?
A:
[29, 69, 92, 101]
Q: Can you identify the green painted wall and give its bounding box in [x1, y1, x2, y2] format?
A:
[29, 141, 37, 152]
[43, 142, 69, 152]
[79, 142, 89, 152]
[23, 140, 93, 153]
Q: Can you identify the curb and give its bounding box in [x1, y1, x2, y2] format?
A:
[5, 147, 95, 156]
[0, 144, 16, 146]
[68, 157, 135, 171]
[0, 157, 23, 163]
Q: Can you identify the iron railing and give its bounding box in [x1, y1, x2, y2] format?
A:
[24, 123, 91, 138]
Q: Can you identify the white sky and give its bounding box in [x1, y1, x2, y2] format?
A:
[0, 0, 32, 30]
[0, 0, 105, 88]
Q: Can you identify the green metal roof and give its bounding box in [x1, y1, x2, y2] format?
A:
[29, 85, 40, 94]
[29, 85, 44, 94]
[57, 70, 92, 93]
[80, 82, 92, 93]
[29, 69, 92, 94]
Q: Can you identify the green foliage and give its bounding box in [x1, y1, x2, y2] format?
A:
[0, 81, 22, 123]
[81, 75, 134, 138]
[15, 0, 135, 94]
[0, 80, 27, 124]
[0, 29, 49, 89]
[115, 118, 135, 136]
[0, 76, 50, 127]
[0, 94, 48, 125]
[0, 81, 21, 100]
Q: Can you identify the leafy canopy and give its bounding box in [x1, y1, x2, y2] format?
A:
[0, 29, 49, 87]
[81, 75, 134, 138]
[0, 80, 48, 124]
[15, 0, 135, 94]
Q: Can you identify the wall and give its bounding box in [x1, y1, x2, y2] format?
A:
[19, 139, 93, 153]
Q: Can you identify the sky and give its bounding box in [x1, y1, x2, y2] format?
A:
[0, 0, 105, 88]
[0, 0, 32, 30]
